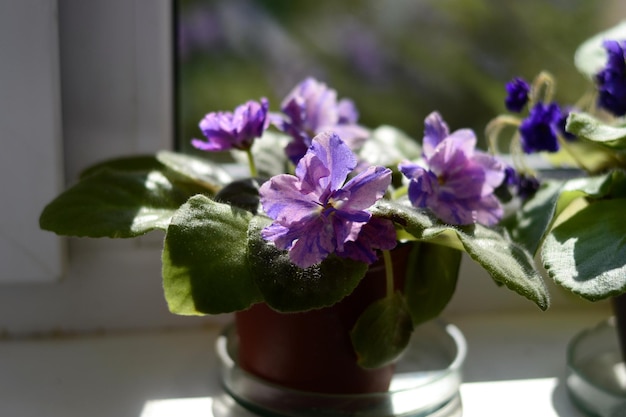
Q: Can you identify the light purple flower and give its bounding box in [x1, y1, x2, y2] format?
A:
[192, 98, 269, 152]
[259, 132, 395, 268]
[399, 112, 506, 226]
[335, 217, 397, 263]
[273, 77, 369, 164]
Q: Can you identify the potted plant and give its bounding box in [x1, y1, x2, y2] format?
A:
[40, 76, 547, 415]
[485, 21, 626, 416]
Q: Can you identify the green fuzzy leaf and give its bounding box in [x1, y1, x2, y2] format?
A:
[502, 181, 563, 256]
[214, 177, 263, 213]
[80, 155, 165, 178]
[351, 292, 413, 369]
[504, 171, 626, 256]
[40, 168, 207, 238]
[157, 150, 233, 193]
[567, 112, 626, 150]
[247, 216, 368, 312]
[162, 196, 262, 315]
[574, 21, 626, 79]
[372, 199, 549, 310]
[358, 125, 422, 167]
[603, 170, 626, 199]
[543, 198, 626, 301]
[404, 243, 461, 326]
[561, 172, 618, 198]
[371, 199, 462, 250]
[457, 225, 549, 310]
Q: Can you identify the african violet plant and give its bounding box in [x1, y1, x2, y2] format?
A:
[488, 21, 626, 302]
[40, 75, 548, 368]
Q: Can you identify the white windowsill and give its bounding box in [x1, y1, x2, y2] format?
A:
[0, 308, 607, 417]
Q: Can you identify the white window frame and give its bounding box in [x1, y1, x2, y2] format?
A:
[1, 0, 173, 285]
[0, 0, 217, 335]
[0, 0, 64, 283]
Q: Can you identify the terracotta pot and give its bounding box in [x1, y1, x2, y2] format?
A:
[235, 245, 412, 395]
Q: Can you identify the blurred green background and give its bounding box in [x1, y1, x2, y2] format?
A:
[175, 0, 624, 153]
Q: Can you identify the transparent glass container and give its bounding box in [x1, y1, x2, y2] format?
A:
[215, 319, 466, 417]
[567, 317, 626, 417]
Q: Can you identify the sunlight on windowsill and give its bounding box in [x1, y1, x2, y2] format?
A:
[139, 377, 576, 417]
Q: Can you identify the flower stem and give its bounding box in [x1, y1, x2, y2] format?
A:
[556, 135, 590, 173]
[510, 132, 536, 176]
[530, 71, 555, 105]
[245, 148, 258, 178]
[485, 115, 521, 155]
[383, 249, 394, 298]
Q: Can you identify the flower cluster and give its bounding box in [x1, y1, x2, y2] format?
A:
[190, 77, 511, 268]
[487, 27, 626, 203]
[485, 72, 582, 200]
[491, 31, 626, 174]
[502, 74, 573, 154]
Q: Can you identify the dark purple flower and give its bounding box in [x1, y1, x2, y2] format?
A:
[499, 166, 540, 200]
[595, 39, 626, 116]
[192, 98, 269, 152]
[273, 78, 369, 164]
[259, 132, 394, 268]
[516, 174, 541, 200]
[493, 165, 518, 203]
[505, 77, 531, 112]
[503, 165, 518, 187]
[519, 102, 562, 154]
[557, 106, 577, 141]
[399, 112, 506, 226]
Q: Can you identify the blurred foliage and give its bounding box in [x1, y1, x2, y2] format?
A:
[175, 0, 623, 154]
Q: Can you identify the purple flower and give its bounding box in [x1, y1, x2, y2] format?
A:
[505, 77, 531, 112]
[503, 165, 518, 187]
[557, 106, 577, 141]
[259, 132, 395, 268]
[335, 217, 397, 263]
[516, 174, 541, 200]
[273, 77, 369, 164]
[501, 166, 540, 200]
[595, 39, 626, 117]
[519, 102, 562, 154]
[192, 98, 269, 152]
[399, 112, 506, 226]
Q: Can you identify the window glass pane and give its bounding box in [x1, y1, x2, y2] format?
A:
[174, 0, 624, 151]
